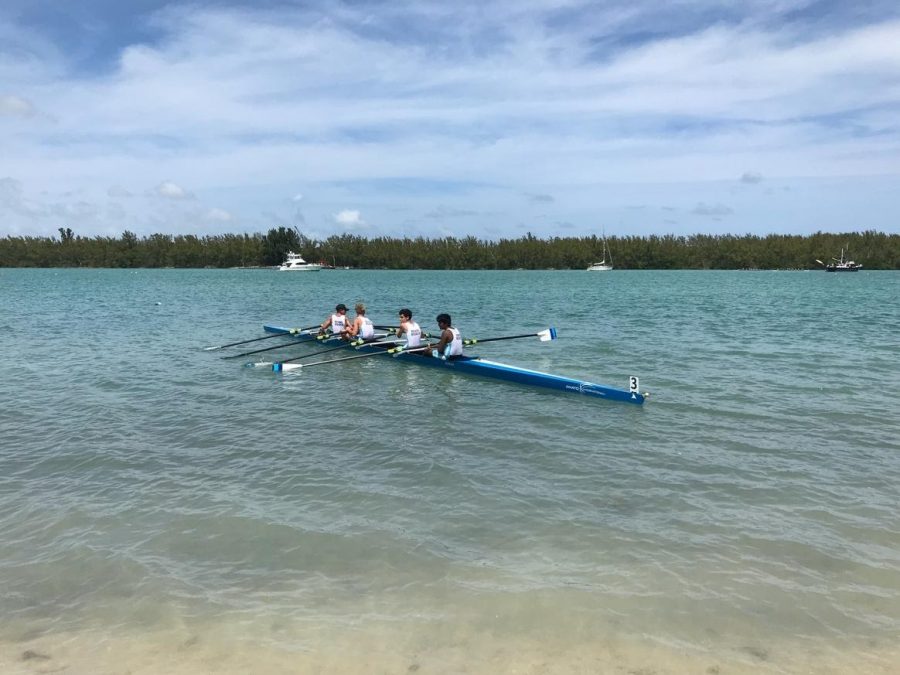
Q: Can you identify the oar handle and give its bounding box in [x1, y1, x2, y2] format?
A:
[388, 345, 431, 356]
[372, 326, 434, 339]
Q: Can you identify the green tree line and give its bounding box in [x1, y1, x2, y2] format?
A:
[1, 227, 897, 270]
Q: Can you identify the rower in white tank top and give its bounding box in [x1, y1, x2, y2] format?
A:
[397, 308, 422, 348]
[444, 326, 463, 356]
[429, 313, 463, 358]
[330, 313, 347, 333]
[359, 315, 374, 339]
[348, 303, 375, 340]
[319, 303, 349, 336]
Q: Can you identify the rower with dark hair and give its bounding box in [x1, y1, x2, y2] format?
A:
[396, 308, 422, 348]
[426, 313, 463, 359]
[319, 303, 349, 337]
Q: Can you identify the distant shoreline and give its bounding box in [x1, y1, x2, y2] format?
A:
[2, 229, 897, 270]
[4, 266, 895, 272]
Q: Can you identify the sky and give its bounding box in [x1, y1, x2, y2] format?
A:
[1, 0, 899, 241]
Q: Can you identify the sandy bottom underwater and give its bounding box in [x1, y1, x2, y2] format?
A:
[2, 615, 897, 675]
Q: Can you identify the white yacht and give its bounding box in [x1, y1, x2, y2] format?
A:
[278, 252, 323, 272]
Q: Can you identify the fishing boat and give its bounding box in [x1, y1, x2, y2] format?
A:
[586, 234, 614, 271]
[817, 249, 862, 272]
[278, 252, 323, 271]
[261, 325, 646, 405]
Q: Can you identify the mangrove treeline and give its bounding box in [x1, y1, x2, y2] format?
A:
[1, 227, 897, 270]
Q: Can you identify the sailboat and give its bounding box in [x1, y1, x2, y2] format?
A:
[586, 234, 614, 271]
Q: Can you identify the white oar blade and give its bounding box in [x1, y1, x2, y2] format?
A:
[244, 361, 273, 368]
[537, 327, 557, 342]
[274, 363, 303, 373]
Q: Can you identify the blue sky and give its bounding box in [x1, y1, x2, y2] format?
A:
[2, 0, 899, 240]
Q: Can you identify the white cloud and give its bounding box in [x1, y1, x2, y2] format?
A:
[206, 207, 233, 221]
[155, 181, 193, 200]
[334, 209, 366, 227]
[1, 3, 899, 237]
[0, 94, 35, 117]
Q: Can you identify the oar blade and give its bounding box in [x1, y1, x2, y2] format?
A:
[273, 362, 303, 373]
[537, 327, 557, 342]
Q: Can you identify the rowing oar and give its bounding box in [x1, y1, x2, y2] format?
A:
[463, 327, 557, 346]
[224, 331, 338, 359]
[245, 335, 401, 368]
[274, 344, 430, 372]
[203, 324, 319, 351]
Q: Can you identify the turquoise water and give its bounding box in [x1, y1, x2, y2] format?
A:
[1, 268, 898, 674]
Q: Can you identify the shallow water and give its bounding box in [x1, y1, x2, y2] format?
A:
[1, 268, 898, 674]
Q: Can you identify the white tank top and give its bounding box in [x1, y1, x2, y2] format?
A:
[445, 327, 463, 356]
[359, 316, 374, 339]
[404, 321, 421, 347]
[330, 313, 347, 334]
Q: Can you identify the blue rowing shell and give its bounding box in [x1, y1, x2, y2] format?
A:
[263, 325, 645, 405]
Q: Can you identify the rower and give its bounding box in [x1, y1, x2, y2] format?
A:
[396, 308, 422, 348]
[425, 313, 463, 360]
[346, 303, 376, 341]
[319, 303, 349, 337]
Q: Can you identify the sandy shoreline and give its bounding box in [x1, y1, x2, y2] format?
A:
[3, 620, 897, 675]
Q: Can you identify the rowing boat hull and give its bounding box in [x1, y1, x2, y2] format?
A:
[263, 325, 645, 405]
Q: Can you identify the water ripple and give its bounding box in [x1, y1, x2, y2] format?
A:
[1, 269, 898, 671]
